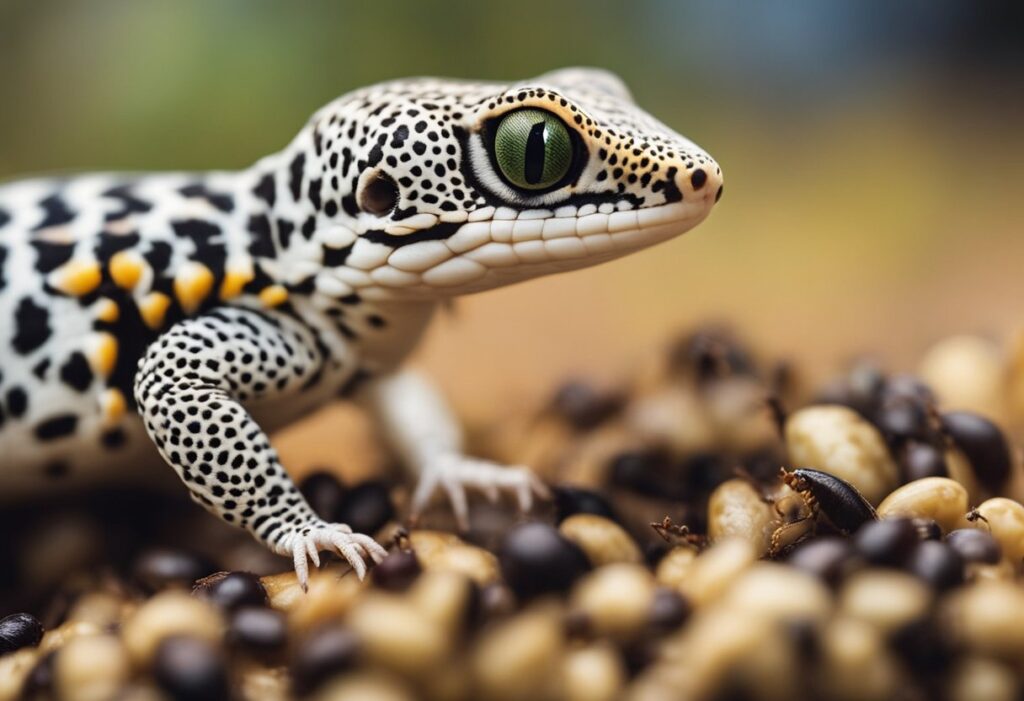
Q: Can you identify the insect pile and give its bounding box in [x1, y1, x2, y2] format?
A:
[4, 327, 1024, 700]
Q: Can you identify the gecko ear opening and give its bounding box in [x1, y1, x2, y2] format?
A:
[358, 171, 399, 216]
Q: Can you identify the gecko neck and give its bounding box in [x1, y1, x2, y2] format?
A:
[236, 133, 434, 308]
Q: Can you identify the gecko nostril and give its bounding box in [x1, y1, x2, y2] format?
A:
[690, 169, 707, 190]
[715, 184, 724, 203]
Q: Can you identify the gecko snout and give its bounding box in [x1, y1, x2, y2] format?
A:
[678, 163, 724, 205]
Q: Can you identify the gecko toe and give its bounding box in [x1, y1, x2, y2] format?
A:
[292, 543, 310, 592]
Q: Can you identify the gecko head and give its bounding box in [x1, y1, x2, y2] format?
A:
[302, 67, 722, 299]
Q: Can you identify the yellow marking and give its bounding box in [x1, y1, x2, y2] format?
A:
[109, 251, 146, 290]
[173, 261, 215, 314]
[219, 262, 254, 301]
[139, 292, 172, 330]
[259, 284, 289, 308]
[95, 297, 120, 324]
[51, 259, 102, 297]
[100, 388, 127, 426]
[86, 332, 118, 378]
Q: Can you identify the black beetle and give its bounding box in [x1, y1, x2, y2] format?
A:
[942, 411, 1012, 493]
[772, 468, 877, 554]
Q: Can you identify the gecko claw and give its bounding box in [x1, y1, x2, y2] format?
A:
[283, 522, 384, 588]
[306, 540, 321, 569]
[293, 543, 311, 592]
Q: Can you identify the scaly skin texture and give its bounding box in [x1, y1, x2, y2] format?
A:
[0, 68, 722, 585]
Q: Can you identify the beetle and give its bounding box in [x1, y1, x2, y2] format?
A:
[770, 468, 877, 555]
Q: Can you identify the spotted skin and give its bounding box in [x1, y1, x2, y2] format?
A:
[0, 68, 722, 584]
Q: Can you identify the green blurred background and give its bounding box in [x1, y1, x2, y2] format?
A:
[2, 1, 1023, 467]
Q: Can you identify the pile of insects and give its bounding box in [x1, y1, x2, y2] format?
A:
[4, 326, 1024, 701]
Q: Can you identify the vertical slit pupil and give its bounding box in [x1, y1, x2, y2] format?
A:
[523, 121, 548, 185]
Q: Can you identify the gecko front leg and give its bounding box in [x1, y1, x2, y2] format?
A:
[134, 307, 386, 587]
[362, 369, 549, 530]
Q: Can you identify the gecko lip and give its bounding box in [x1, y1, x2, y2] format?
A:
[352, 198, 716, 298]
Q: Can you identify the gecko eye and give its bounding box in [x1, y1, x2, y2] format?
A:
[493, 109, 573, 191]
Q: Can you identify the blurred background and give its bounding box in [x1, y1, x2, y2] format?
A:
[2, 1, 1022, 473]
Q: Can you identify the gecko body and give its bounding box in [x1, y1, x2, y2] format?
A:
[0, 68, 722, 583]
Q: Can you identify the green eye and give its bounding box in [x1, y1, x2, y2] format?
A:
[493, 109, 573, 191]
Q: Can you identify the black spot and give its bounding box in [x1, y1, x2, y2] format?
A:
[30, 241, 74, 274]
[59, 352, 93, 392]
[367, 143, 384, 167]
[103, 296, 159, 407]
[34, 414, 79, 441]
[390, 125, 409, 148]
[322, 243, 353, 267]
[361, 221, 461, 248]
[33, 194, 75, 230]
[253, 173, 277, 208]
[0, 208, 9, 228]
[12, 297, 51, 355]
[172, 219, 221, 244]
[103, 184, 153, 220]
[6, 387, 27, 417]
[95, 232, 141, 260]
[309, 179, 323, 211]
[32, 358, 51, 380]
[291, 276, 316, 295]
[179, 183, 234, 212]
[691, 169, 707, 190]
[391, 205, 416, 221]
[247, 263, 275, 294]
[288, 152, 306, 201]
[301, 217, 316, 240]
[247, 215, 275, 258]
[276, 219, 295, 250]
[0, 245, 6, 291]
[341, 194, 359, 217]
[661, 167, 683, 204]
[144, 241, 173, 273]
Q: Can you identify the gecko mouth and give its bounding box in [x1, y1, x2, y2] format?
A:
[350, 198, 715, 297]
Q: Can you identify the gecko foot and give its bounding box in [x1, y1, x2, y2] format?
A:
[411, 454, 550, 531]
[279, 522, 388, 590]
